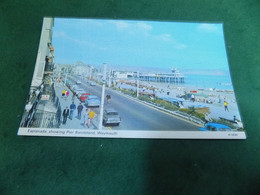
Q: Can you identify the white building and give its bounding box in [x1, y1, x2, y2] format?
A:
[31, 17, 54, 89]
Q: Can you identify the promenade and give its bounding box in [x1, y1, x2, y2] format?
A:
[150, 82, 242, 121]
[54, 81, 100, 130]
[118, 80, 242, 121]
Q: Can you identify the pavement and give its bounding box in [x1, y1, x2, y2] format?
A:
[116, 81, 242, 121]
[54, 78, 242, 132]
[156, 92, 241, 121]
[54, 82, 101, 130]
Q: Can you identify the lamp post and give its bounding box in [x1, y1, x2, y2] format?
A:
[108, 65, 111, 88]
[136, 71, 139, 98]
[98, 63, 107, 130]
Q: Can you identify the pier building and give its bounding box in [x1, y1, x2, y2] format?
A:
[111, 68, 184, 84]
[139, 68, 184, 83]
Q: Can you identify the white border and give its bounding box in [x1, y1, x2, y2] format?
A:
[18, 128, 246, 139]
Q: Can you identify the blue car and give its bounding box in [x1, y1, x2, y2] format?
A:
[199, 123, 232, 131]
[85, 95, 100, 107]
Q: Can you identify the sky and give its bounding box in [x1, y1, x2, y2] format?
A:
[52, 18, 230, 76]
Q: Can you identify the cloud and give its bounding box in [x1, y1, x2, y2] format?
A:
[158, 33, 172, 41]
[109, 20, 153, 33]
[82, 19, 104, 27]
[53, 30, 107, 51]
[175, 43, 187, 50]
[109, 20, 129, 30]
[53, 31, 67, 38]
[198, 23, 220, 32]
[136, 22, 152, 31]
[154, 33, 186, 49]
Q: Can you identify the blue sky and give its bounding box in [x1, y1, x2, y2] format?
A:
[52, 18, 230, 76]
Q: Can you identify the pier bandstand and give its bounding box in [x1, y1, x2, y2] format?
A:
[139, 68, 185, 83]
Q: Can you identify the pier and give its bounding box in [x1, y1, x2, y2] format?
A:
[139, 68, 185, 83]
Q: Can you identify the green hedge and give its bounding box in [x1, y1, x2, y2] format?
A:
[118, 88, 204, 121]
[179, 107, 205, 120]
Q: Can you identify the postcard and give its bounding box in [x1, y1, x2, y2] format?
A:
[17, 17, 246, 139]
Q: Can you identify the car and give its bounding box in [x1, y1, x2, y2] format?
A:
[90, 82, 96, 86]
[79, 93, 91, 102]
[76, 80, 81, 84]
[75, 88, 85, 97]
[103, 108, 121, 126]
[85, 95, 100, 107]
[71, 85, 78, 91]
[66, 81, 72, 88]
[199, 123, 232, 131]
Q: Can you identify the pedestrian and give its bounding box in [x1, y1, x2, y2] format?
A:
[88, 109, 96, 128]
[50, 45, 54, 53]
[66, 90, 69, 98]
[83, 108, 89, 128]
[233, 116, 243, 129]
[204, 113, 212, 125]
[106, 94, 111, 104]
[77, 103, 84, 120]
[62, 89, 66, 97]
[62, 107, 70, 124]
[45, 56, 49, 66]
[224, 101, 228, 111]
[69, 102, 76, 120]
[71, 92, 76, 101]
[191, 94, 195, 102]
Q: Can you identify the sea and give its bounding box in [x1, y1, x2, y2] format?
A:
[107, 65, 234, 90]
[182, 74, 234, 90]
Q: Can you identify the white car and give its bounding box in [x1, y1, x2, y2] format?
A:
[76, 80, 81, 84]
[90, 82, 96, 86]
[75, 88, 85, 97]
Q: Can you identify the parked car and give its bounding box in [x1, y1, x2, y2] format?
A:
[71, 85, 78, 91]
[103, 108, 121, 126]
[65, 80, 72, 87]
[80, 93, 91, 102]
[90, 82, 96, 86]
[199, 123, 232, 131]
[75, 88, 85, 97]
[85, 95, 100, 107]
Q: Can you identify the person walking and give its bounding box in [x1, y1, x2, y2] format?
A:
[83, 108, 89, 128]
[45, 56, 49, 66]
[62, 89, 66, 97]
[224, 101, 228, 111]
[88, 109, 96, 128]
[69, 102, 76, 120]
[71, 92, 76, 102]
[62, 107, 70, 124]
[77, 103, 84, 120]
[106, 94, 111, 105]
[204, 113, 212, 125]
[66, 91, 69, 98]
[191, 94, 195, 102]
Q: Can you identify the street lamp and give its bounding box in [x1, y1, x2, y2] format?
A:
[98, 63, 107, 130]
[136, 71, 139, 98]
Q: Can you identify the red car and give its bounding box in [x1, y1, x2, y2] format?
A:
[79, 93, 91, 102]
